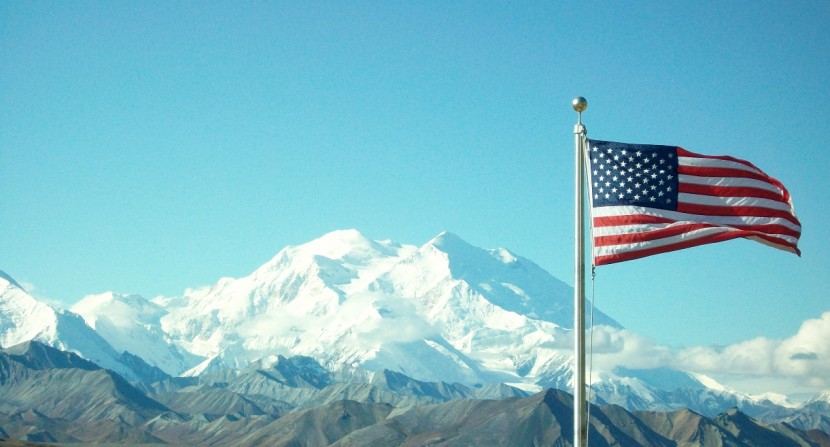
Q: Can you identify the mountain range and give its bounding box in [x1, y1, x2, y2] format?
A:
[0, 340, 828, 446]
[1, 229, 828, 444]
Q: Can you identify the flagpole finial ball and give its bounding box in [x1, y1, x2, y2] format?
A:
[572, 97, 588, 113]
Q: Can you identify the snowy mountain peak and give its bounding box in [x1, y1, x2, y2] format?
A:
[0, 271, 158, 381]
[750, 392, 797, 408]
[291, 229, 408, 263]
[72, 292, 164, 329]
[805, 390, 830, 405]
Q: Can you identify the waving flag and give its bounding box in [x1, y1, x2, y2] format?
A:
[587, 139, 801, 266]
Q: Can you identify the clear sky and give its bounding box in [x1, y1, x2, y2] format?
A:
[2, 2, 829, 397]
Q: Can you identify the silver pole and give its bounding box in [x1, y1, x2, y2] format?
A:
[572, 96, 588, 447]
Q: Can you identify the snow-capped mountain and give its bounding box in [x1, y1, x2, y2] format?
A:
[5, 230, 823, 423]
[71, 292, 202, 375]
[0, 270, 157, 382]
[39, 231, 573, 383]
[137, 230, 617, 384]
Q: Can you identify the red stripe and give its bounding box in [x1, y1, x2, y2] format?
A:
[594, 230, 799, 266]
[594, 214, 801, 238]
[678, 165, 772, 184]
[593, 222, 799, 247]
[676, 202, 801, 227]
[677, 147, 759, 170]
[594, 223, 714, 246]
[593, 214, 676, 228]
[678, 183, 786, 202]
[677, 147, 793, 203]
[747, 232, 802, 253]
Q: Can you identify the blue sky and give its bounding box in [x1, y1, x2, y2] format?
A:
[2, 2, 829, 396]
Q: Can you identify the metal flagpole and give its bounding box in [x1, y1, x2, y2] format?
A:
[572, 96, 588, 447]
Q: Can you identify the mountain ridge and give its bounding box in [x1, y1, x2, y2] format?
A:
[3, 230, 829, 435]
[1, 340, 827, 446]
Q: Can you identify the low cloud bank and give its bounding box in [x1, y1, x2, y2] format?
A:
[581, 312, 830, 396]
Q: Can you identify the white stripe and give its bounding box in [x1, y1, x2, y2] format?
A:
[745, 235, 800, 254]
[678, 193, 794, 213]
[678, 174, 784, 196]
[591, 205, 802, 232]
[679, 155, 762, 175]
[593, 221, 800, 247]
[594, 226, 742, 256]
[592, 223, 672, 236]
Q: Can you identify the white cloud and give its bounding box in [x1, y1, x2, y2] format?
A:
[583, 325, 674, 371]
[673, 312, 830, 389]
[589, 312, 830, 396]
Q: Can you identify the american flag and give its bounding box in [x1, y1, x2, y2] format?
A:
[587, 139, 801, 266]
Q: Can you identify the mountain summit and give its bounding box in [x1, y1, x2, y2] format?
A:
[0, 271, 159, 382]
[4, 233, 829, 429]
[71, 230, 617, 385]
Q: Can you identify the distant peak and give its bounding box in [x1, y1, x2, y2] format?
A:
[306, 229, 373, 250]
[294, 229, 394, 262]
[807, 389, 830, 404]
[321, 228, 368, 241]
[427, 231, 470, 251]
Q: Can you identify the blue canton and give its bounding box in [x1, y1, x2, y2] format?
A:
[588, 140, 679, 211]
